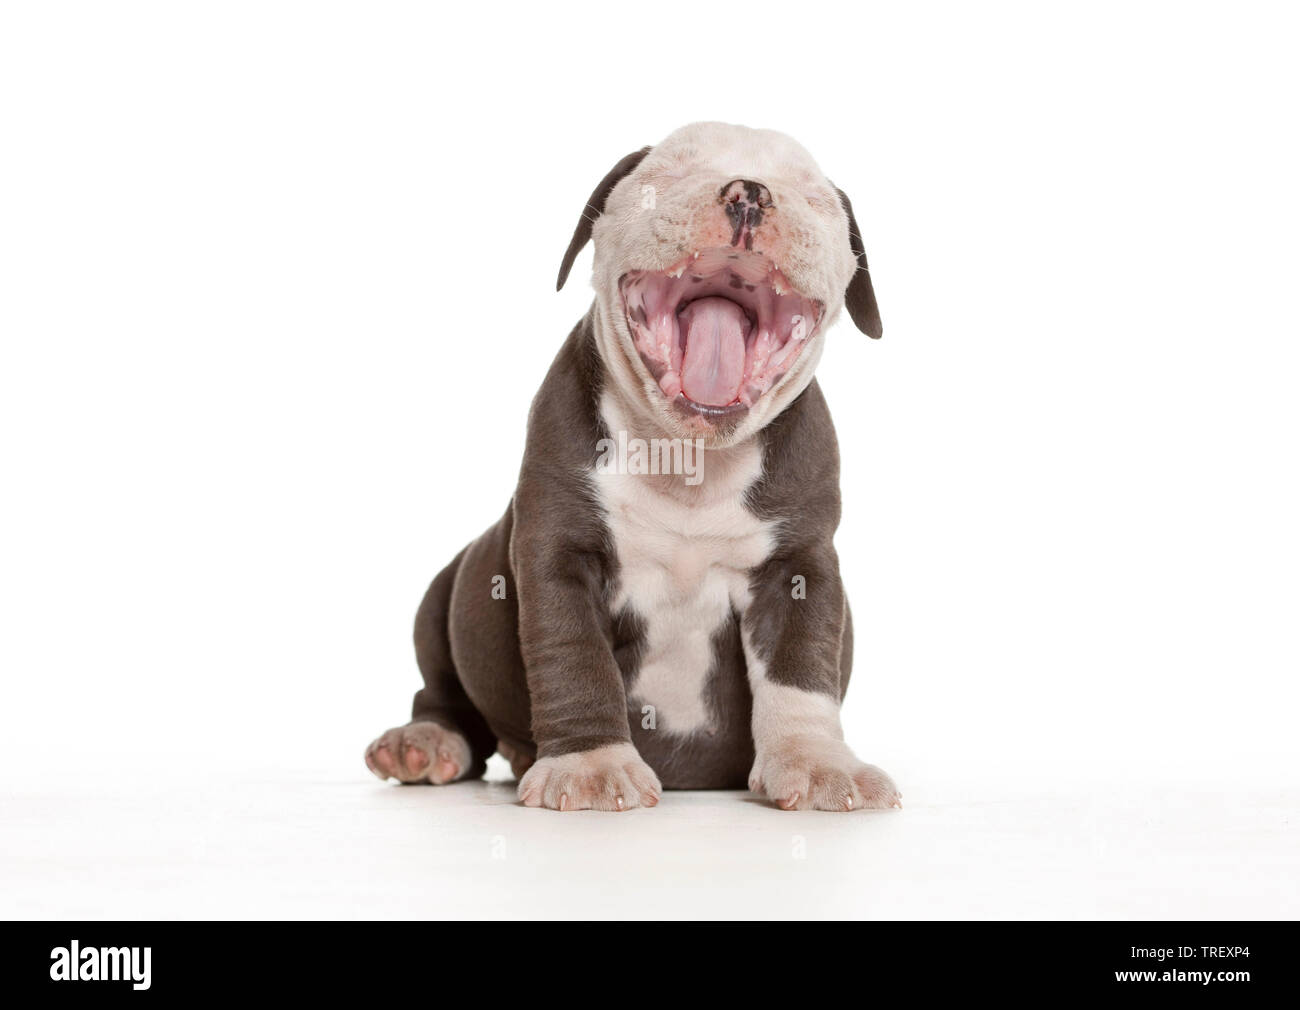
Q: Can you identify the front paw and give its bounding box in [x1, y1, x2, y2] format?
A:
[749, 737, 901, 811]
[517, 742, 661, 811]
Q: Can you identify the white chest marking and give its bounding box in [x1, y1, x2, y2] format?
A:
[592, 395, 777, 735]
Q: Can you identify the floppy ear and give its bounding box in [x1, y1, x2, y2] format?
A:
[556, 146, 652, 291]
[835, 187, 883, 339]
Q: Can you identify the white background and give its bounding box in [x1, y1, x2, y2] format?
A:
[2, 1, 1297, 919]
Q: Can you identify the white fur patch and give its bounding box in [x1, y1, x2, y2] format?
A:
[742, 646, 845, 750]
[594, 393, 776, 735]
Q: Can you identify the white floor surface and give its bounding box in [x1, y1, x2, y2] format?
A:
[3, 757, 1296, 920]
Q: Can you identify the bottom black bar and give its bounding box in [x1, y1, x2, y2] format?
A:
[0, 921, 1286, 998]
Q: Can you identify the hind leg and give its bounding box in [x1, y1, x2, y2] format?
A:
[365, 545, 497, 784]
[365, 721, 475, 784]
[496, 738, 535, 780]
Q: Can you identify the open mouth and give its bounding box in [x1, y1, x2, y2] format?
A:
[619, 248, 823, 417]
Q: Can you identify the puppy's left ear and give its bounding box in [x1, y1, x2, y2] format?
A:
[835, 187, 883, 339]
[557, 146, 652, 291]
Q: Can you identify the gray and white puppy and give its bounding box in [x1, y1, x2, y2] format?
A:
[365, 122, 900, 812]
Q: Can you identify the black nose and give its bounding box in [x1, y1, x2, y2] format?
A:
[719, 179, 773, 249]
[721, 179, 773, 208]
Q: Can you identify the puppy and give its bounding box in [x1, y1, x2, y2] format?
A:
[365, 122, 899, 812]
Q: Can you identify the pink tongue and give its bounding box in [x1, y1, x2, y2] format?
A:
[679, 297, 748, 406]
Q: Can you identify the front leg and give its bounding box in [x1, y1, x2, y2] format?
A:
[743, 548, 900, 811]
[509, 508, 660, 812]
